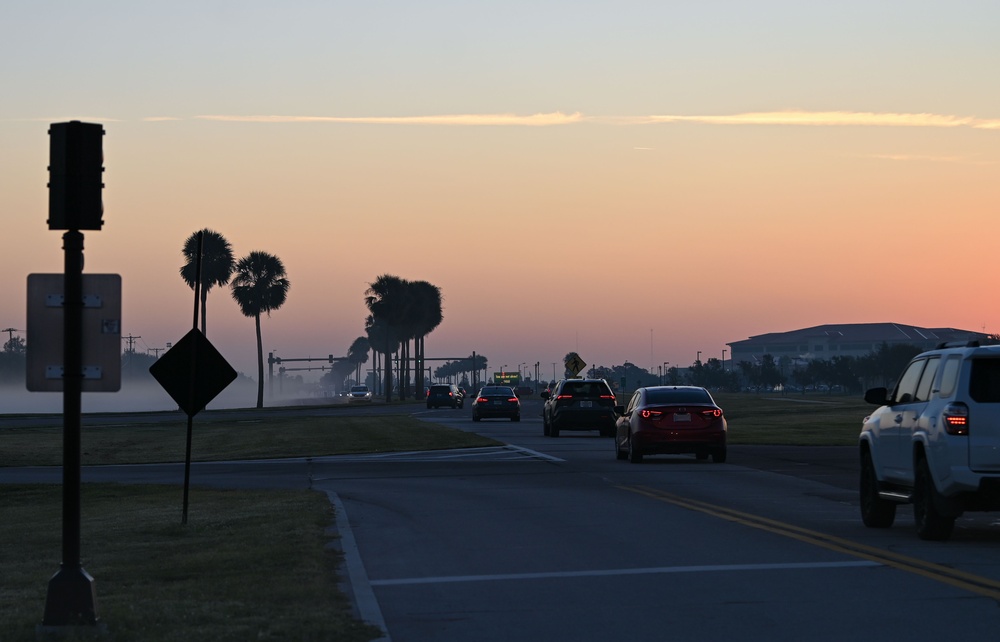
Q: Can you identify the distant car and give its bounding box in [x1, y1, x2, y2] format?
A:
[347, 384, 372, 403]
[472, 386, 521, 422]
[540, 378, 617, 437]
[615, 386, 727, 463]
[427, 384, 464, 409]
[514, 386, 534, 397]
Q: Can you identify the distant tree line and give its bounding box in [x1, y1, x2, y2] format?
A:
[580, 340, 1000, 395]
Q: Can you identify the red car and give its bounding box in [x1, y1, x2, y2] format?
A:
[615, 386, 727, 463]
[472, 386, 521, 422]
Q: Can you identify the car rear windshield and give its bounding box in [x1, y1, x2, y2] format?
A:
[560, 381, 611, 397]
[482, 387, 514, 396]
[430, 386, 451, 393]
[645, 388, 713, 405]
[969, 359, 1000, 403]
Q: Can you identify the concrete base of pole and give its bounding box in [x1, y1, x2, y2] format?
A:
[42, 565, 100, 627]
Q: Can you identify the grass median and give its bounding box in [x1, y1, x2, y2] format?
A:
[711, 392, 869, 446]
[0, 412, 501, 467]
[1, 484, 383, 642]
[1, 412, 498, 641]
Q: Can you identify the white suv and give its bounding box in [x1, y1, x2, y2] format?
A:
[859, 342, 1000, 540]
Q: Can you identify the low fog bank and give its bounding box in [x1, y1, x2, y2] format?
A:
[0, 378, 310, 414]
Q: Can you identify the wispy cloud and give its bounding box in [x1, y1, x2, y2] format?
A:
[642, 110, 1000, 129]
[195, 112, 583, 126]
[142, 116, 182, 122]
[865, 153, 994, 165]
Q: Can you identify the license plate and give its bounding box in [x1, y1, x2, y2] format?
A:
[580, 401, 592, 408]
[493, 400, 503, 405]
[673, 413, 691, 422]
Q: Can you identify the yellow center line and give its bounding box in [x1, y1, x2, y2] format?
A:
[620, 484, 1000, 602]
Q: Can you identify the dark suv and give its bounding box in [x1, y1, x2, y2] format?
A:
[427, 384, 464, 409]
[540, 378, 618, 437]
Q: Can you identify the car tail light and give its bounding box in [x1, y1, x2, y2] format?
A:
[700, 409, 723, 418]
[556, 394, 573, 400]
[943, 402, 969, 435]
[477, 397, 488, 403]
[508, 397, 518, 402]
[426, 390, 430, 397]
[600, 394, 616, 400]
[641, 409, 663, 419]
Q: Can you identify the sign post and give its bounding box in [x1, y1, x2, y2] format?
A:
[39, 121, 108, 631]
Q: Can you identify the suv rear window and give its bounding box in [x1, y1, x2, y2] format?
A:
[938, 355, 961, 398]
[969, 359, 1000, 403]
[560, 381, 611, 397]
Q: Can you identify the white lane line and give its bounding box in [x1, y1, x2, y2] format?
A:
[309, 445, 564, 463]
[370, 560, 882, 586]
[370, 560, 879, 587]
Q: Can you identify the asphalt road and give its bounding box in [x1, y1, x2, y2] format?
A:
[4, 399, 1000, 641]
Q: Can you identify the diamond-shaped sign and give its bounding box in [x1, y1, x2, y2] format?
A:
[149, 328, 237, 416]
[565, 355, 587, 377]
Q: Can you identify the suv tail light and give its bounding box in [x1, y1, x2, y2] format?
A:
[943, 402, 969, 435]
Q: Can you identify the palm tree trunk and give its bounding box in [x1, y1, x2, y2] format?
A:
[200, 289, 209, 336]
[383, 335, 393, 403]
[255, 313, 264, 408]
[403, 340, 410, 400]
[416, 336, 424, 395]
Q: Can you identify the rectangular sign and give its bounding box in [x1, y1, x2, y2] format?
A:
[26, 273, 122, 392]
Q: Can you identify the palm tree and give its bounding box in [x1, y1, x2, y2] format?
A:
[410, 280, 443, 395]
[365, 275, 407, 402]
[347, 336, 370, 386]
[179, 229, 235, 337]
[230, 251, 290, 408]
[365, 315, 395, 396]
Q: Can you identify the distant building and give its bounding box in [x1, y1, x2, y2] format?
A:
[727, 323, 989, 366]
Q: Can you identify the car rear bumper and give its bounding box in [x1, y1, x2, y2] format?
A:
[632, 428, 726, 454]
[551, 408, 616, 430]
[475, 407, 519, 418]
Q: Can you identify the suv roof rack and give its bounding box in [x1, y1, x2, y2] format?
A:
[933, 340, 981, 349]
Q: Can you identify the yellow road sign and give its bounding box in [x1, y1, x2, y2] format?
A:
[565, 355, 587, 377]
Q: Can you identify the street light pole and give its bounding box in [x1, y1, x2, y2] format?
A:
[722, 349, 727, 372]
[696, 351, 701, 364]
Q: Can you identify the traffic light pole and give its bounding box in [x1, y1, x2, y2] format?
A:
[41, 229, 99, 628]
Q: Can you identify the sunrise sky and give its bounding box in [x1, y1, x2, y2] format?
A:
[3, 1, 999, 396]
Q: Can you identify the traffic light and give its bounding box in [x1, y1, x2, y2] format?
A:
[48, 121, 105, 230]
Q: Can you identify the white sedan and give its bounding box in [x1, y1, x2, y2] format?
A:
[347, 385, 373, 402]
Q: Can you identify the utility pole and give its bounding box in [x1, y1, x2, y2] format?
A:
[2, 327, 18, 343]
[122, 334, 141, 353]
